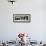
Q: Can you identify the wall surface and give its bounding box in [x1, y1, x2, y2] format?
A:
[0, 0, 46, 41]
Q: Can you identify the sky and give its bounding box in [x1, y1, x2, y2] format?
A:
[0, 0, 46, 42]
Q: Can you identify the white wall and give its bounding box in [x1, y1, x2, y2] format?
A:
[0, 0, 46, 41]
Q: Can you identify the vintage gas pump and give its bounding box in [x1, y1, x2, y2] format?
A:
[18, 33, 25, 46]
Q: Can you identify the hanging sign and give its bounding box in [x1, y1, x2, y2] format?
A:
[13, 14, 31, 23]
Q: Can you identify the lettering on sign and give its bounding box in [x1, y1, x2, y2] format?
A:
[13, 14, 31, 23]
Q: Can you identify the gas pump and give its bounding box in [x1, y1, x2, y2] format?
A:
[18, 32, 25, 46]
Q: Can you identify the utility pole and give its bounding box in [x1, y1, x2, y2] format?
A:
[8, 0, 16, 4]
